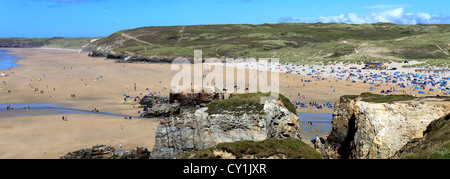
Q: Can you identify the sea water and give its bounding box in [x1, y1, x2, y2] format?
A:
[0, 49, 20, 70]
[298, 113, 332, 123]
[0, 103, 144, 118]
[298, 113, 332, 140]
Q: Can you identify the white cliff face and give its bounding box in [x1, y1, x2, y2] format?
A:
[330, 98, 450, 159]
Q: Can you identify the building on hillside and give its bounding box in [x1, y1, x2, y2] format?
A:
[364, 62, 386, 70]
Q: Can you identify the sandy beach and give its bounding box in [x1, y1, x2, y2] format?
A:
[0, 48, 447, 158]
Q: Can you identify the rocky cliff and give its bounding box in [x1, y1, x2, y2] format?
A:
[150, 96, 302, 159]
[392, 113, 450, 159]
[178, 138, 322, 159]
[328, 94, 450, 159]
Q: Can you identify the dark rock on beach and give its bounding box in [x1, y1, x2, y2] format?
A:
[60, 144, 150, 159]
[140, 103, 181, 118]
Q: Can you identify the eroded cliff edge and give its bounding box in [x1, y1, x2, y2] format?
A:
[328, 93, 450, 159]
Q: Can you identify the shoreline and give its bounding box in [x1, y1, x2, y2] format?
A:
[0, 48, 22, 71]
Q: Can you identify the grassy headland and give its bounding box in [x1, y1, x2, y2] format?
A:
[205, 92, 296, 115]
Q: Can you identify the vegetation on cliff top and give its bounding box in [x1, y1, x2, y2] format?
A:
[178, 137, 322, 159]
[341, 92, 416, 103]
[205, 92, 296, 115]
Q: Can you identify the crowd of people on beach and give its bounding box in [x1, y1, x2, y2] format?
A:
[278, 63, 449, 96]
[293, 100, 334, 111]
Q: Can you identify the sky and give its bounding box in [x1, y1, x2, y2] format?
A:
[0, 0, 449, 37]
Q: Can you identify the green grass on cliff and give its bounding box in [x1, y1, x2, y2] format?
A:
[205, 92, 296, 115]
[341, 92, 416, 103]
[178, 138, 322, 159]
[360, 92, 416, 103]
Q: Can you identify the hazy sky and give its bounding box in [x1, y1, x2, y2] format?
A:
[1, 0, 449, 37]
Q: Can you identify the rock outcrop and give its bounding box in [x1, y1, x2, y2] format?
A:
[328, 95, 450, 159]
[391, 113, 450, 159]
[169, 86, 234, 107]
[139, 86, 231, 118]
[150, 97, 302, 159]
[139, 96, 168, 107]
[140, 103, 181, 118]
[60, 144, 150, 159]
[89, 50, 188, 63]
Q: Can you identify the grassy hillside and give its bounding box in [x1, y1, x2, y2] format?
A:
[91, 23, 450, 66]
[178, 137, 322, 159]
[41, 37, 97, 49]
[0, 37, 97, 49]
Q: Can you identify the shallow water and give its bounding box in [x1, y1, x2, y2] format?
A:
[0, 49, 20, 70]
[298, 113, 332, 123]
[0, 103, 143, 118]
[298, 113, 332, 140]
